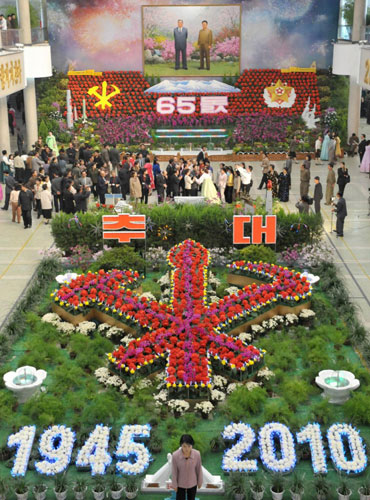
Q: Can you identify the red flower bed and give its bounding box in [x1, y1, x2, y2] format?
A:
[53, 240, 313, 389]
[68, 69, 320, 119]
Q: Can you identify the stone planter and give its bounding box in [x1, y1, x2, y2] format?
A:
[33, 487, 47, 500]
[251, 489, 264, 500]
[235, 494, 244, 500]
[290, 490, 303, 500]
[110, 486, 124, 499]
[53, 489, 67, 500]
[123, 489, 138, 499]
[73, 487, 87, 500]
[15, 492, 29, 500]
[92, 490, 105, 500]
[358, 487, 370, 500]
[271, 488, 284, 500]
[337, 488, 352, 500]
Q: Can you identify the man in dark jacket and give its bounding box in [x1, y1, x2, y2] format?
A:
[155, 170, 166, 203]
[118, 161, 131, 200]
[97, 170, 108, 204]
[333, 192, 347, 237]
[313, 176, 323, 214]
[1, 171, 15, 210]
[109, 144, 120, 171]
[51, 174, 63, 212]
[358, 134, 367, 164]
[74, 186, 91, 213]
[18, 184, 33, 228]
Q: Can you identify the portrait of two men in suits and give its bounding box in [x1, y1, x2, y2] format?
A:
[174, 19, 213, 71]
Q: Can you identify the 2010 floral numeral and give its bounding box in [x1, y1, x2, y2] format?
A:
[222, 423, 257, 472]
[296, 423, 327, 474]
[76, 424, 112, 475]
[327, 423, 367, 474]
[35, 425, 75, 475]
[258, 423, 296, 473]
[116, 424, 151, 475]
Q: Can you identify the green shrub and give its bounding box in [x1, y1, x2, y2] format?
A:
[90, 246, 146, 273]
[238, 245, 277, 264]
[281, 378, 312, 410]
[343, 391, 370, 425]
[263, 399, 295, 426]
[22, 394, 65, 427]
[81, 391, 120, 425]
[51, 205, 322, 253]
[310, 400, 336, 425]
[225, 386, 267, 420]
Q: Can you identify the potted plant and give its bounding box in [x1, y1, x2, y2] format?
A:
[359, 481, 370, 500]
[290, 474, 304, 500]
[33, 482, 48, 500]
[250, 477, 264, 500]
[110, 476, 124, 500]
[337, 480, 352, 500]
[314, 475, 330, 500]
[271, 475, 284, 500]
[0, 479, 8, 500]
[123, 476, 138, 500]
[91, 476, 105, 500]
[149, 433, 163, 454]
[225, 472, 247, 500]
[54, 473, 68, 500]
[73, 479, 87, 500]
[13, 478, 29, 500]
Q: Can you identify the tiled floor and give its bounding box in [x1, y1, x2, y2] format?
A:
[0, 212, 54, 327]
[0, 120, 369, 331]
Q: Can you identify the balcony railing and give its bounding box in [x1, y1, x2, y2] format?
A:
[0, 27, 48, 48]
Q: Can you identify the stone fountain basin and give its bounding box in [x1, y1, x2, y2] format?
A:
[3, 366, 47, 404]
[315, 370, 360, 405]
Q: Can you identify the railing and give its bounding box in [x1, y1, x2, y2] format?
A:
[0, 27, 48, 48]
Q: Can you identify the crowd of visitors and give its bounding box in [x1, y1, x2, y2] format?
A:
[0, 129, 357, 233]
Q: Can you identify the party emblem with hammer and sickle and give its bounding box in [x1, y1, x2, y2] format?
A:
[88, 81, 121, 110]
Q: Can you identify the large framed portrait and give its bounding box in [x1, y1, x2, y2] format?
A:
[142, 4, 241, 77]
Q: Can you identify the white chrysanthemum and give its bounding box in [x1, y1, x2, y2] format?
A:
[41, 313, 61, 325]
[76, 321, 96, 335]
[257, 367, 275, 380]
[238, 332, 253, 343]
[299, 309, 316, 319]
[106, 375, 123, 387]
[55, 322, 75, 334]
[98, 323, 111, 332]
[210, 389, 226, 402]
[195, 401, 214, 414]
[246, 381, 262, 391]
[212, 375, 228, 389]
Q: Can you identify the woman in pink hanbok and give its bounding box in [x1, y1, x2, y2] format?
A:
[144, 159, 155, 190]
[360, 141, 370, 173]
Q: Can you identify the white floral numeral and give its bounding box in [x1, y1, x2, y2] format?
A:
[7, 426, 36, 476]
[35, 425, 75, 475]
[296, 423, 327, 474]
[259, 422, 296, 473]
[222, 423, 258, 472]
[115, 424, 151, 475]
[327, 423, 367, 474]
[76, 424, 112, 475]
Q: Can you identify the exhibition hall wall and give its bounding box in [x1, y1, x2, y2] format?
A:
[46, 0, 340, 72]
